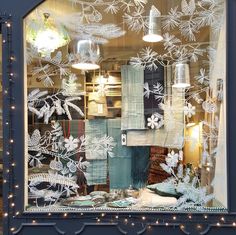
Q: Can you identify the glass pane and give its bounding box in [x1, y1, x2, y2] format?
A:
[24, 0, 227, 212]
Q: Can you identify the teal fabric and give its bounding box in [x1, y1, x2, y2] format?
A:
[85, 119, 108, 185]
[131, 147, 150, 189]
[107, 119, 132, 158]
[107, 118, 132, 189]
[108, 156, 132, 189]
[107, 119, 150, 189]
[147, 182, 181, 198]
[121, 65, 145, 130]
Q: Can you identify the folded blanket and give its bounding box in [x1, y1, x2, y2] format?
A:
[136, 189, 177, 208]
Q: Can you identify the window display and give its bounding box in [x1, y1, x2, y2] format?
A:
[25, 0, 227, 212]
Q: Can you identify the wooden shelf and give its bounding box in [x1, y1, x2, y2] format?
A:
[85, 70, 122, 119]
[88, 70, 121, 73]
[86, 107, 121, 109]
[85, 94, 121, 97]
[86, 82, 121, 85]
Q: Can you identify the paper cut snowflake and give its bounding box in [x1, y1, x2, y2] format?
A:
[147, 113, 164, 130]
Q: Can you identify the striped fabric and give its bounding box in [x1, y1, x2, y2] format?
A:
[121, 65, 145, 130]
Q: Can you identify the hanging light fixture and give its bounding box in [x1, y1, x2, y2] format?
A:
[70, 39, 101, 71]
[143, 5, 163, 43]
[173, 62, 191, 88]
[26, 13, 70, 56]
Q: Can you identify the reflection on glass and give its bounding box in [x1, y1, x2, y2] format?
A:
[25, 0, 227, 212]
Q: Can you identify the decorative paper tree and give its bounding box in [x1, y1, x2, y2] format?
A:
[28, 122, 115, 208]
[160, 150, 214, 210]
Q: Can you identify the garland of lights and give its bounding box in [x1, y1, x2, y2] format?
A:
[1, 11, 236, 235]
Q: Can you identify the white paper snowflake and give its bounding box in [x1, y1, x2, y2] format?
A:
[184, 103, 196, 118]
[147, 113, 164, 130]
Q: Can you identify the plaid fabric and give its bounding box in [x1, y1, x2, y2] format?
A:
[107, 119, 132, 189]
[69, 120, 85, 160]
[85, 120, 108, 185]
[126, 88, 185, 148]
[85, 119, 107, 160]
[121, 65, 145, 130]
[86, 159, 107, 186]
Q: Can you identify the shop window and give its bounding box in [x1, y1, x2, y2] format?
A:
[24, 0, 227, 212]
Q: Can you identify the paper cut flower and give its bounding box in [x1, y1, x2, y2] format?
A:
[65, 135, 79, 152]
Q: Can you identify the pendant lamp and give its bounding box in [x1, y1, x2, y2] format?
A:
[143, 5, 163, 43]
[70, 39, 101, 71]
[26, 13, 70, 56]
[173, 62, 191, 88]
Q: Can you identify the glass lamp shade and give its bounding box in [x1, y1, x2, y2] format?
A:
[143, 5, 163, 43]
[34, 29, 63, 54]
[70, 40, 101, 71]
[173, 63, 191, 88]
[26, 14, 70, 55]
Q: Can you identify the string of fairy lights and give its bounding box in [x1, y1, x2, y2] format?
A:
[1, 14, 17, 234]
[1, 12, 236, 235]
